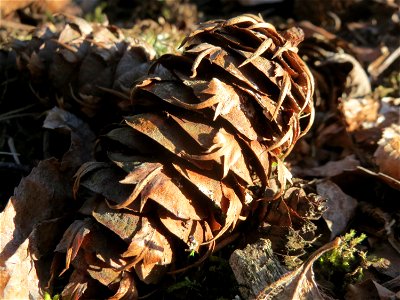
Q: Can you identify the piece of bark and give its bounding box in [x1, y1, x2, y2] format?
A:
[229, 238, 287, 299]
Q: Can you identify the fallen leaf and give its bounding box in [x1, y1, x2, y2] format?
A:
[340, 97, 380, 132]
[0, 158, 74, 297]
[293, 155, 360, 178]
[322, 53, 371, 99]
[345, 279, 396, 300]
[0, 204, 40, 299]
[356, 166, 400, 191]
[316, 180, 358, 240]
[369, 241, 400, 279]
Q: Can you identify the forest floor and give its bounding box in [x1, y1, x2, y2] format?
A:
[0, 1, 399, 299]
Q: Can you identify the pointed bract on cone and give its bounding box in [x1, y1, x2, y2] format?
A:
[52, 14, 318, 298]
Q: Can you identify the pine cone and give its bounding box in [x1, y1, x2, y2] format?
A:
[12, 16, 154, 118]
[54, 14, 316, 298]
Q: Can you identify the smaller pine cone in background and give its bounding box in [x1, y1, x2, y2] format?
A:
[12, 16, 154, 119]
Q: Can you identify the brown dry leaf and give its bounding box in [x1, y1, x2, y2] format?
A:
[0, 158, 73, 297]
[0, 107, 93, 297]
[355, 166, 400, 191]
[316, 180, 358, 240]
[293, 155, 360, 178]
[0, 204, 40, 299]
[340, 98, 380, 132]
[369, 240, 400, 280]
[257, 237, 341, 300]
[323, 53, 371, 99]
[345, 279, 397, 300]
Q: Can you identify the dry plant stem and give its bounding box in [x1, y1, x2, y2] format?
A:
[7, 137, 20, 165]
[256, 237, 342, 300]
[370, 46, 400, 79]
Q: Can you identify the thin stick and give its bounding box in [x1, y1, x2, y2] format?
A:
[7, 137, 21, 165]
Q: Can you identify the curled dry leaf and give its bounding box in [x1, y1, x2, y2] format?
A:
[292, 155, 360, 178]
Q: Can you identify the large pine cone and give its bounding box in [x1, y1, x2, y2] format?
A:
[53, 14, 318, 298]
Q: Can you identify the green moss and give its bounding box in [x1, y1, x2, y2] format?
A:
[315, 230, 384, 295]
[84, 2, 108, 23]
[43, 292, 60, 300]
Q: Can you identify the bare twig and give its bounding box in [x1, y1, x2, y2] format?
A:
[369, 47, 400, 79]
[7, 137, 21, 165]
